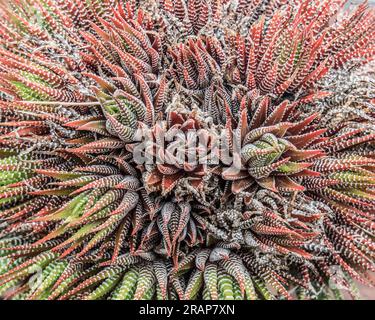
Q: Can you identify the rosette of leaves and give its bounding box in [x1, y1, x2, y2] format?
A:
[0, 0, 374, 300]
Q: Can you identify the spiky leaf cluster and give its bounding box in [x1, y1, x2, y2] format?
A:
[0, 0, 374, 300]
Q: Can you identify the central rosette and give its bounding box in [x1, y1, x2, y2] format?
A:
[132, 110, 218, 196]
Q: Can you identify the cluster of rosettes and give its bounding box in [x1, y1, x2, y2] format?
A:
[0, 0, 374, 300]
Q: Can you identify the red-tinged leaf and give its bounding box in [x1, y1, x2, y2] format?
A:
[297, 91, 332, 104]
[157, 164, 180, 175]
[59, 240, 84, 259]
[249, 96, 269, 130]
[221, 168, 248, 181]
[77, 120, 109, 136]
[64, 116, 103, 128]
[168, 111, 185, 126]
[35, 169, 83, 180]
[284, 149, 324, 161]
[275, 176, 305, 192]
[286, 129, 326, 149]
[264, 101, 289, 126]
[154, 74, 168, 113]
[70, 175, 124, 195]
[290, 169, 321, 177]
[162, 172, 182, 195]
[33, 225, 68, 245]
[28, 188, 75, 196]
[257, 176, 277, 192]
[188, 178, 203, 189]
[287, 113, 319, 136]
[303, 178, 340, 190]
[146, 169, 163, 186]
[82, 72, 115, 92]
[231, 177, 254, 194]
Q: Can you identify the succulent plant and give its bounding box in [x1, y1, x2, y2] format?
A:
[0, 0, 374, 300]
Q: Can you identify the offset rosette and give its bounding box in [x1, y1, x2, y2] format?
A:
[0, 0, 374, 300]
[143, 111, 215, 195]
[221, 97, 324, 194]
